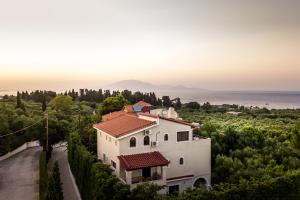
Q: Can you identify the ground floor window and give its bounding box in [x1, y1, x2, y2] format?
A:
[168, 185, 180, 195]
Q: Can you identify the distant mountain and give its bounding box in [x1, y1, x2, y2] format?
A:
[105, 80, 206, 92]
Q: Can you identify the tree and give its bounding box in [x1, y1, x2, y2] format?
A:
[42, 96, 47, 112]
[16, 91, 25, 111]
[129, 183, 164, 200]
[97, 95, 129, 115]
[49, 95, 72, 113]
[202, 102, 212, 110]
[16, 91, 22, 109]
[173, 98, 182, 109]
[186, 101, 200, 109]
[291, 122, 300, 154]
[162, 96, 172, 107]
[47, 161, 63, 200]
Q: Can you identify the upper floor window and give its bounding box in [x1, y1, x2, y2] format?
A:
[177, 131, 189, 142]
[130, 137, 136, 147]
[179, 157, 184, 165]
[144, 136, 150, 146]
[103, 153, 107, 162]
[164, 134, 168, 141]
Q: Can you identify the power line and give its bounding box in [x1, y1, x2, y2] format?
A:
[0, 117, 46, 138]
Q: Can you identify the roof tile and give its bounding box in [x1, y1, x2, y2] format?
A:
[118, 151, 169, 170]
[94, 114, 156, 138]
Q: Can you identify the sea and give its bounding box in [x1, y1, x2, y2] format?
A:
[1, 90, 300, 109]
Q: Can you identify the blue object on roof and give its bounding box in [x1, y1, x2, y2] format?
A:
[133, 105, 144, 112]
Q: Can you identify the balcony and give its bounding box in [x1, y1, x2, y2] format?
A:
[132, 171, 162, 184]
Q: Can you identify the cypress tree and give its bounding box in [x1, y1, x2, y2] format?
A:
[42, 96, 47, 112]
[47, 161, 63, 200]
[16, 91, 22, 109]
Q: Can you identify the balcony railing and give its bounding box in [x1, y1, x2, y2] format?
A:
[131, 172, 162, 184]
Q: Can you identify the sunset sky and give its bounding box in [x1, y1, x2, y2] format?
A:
[0, 0, 299, 91]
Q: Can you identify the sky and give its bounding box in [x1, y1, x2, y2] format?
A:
[0, 0, 299, 91]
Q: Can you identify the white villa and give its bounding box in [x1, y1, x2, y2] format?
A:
[93, 101, 211, 194]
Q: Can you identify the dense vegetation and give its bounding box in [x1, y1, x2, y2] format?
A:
[39, 151, 48, 200]
[39, 151, 64, 200]
[1, 89, 300, 199]
[47, 161, 64, 200]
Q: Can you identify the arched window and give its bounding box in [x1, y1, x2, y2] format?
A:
[179, 157, 184, 165]
[144, 136, 150, 146]
[193, 178, 207, 188]
[164, 134, 168, 141]
[130, 137, 136, 147]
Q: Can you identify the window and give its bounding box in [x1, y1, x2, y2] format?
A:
[179, 157, 184, 165]
[144, 136, 150, 146]
[130, 137, 136, 147]
[115, 140, 118, 146]
[177, 131, 189, 142]
[103, 153, 107, 162]
[106, 135, 108, 140]
[164, 134, 168, 141]
[109, 137, 112, 142]
[111, 160, 116, 169]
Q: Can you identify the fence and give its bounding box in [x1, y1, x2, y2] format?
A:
[0, 140, 40, 161]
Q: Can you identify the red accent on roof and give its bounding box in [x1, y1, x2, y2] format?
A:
[94, 114, 156, 138]
[134, 101, 152, 107]
[118, 151, 169, 171]
[159, 116, 196, 128]
[167, 174, 194, 181]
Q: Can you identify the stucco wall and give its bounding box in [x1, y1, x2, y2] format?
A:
[97, 130, 120, 175]
[118, 119, 211, 184]
[96, 117, 211, 190]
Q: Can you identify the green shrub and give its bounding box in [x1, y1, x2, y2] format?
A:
[47, 161, 63, 200]
[39, 151, 48, 200]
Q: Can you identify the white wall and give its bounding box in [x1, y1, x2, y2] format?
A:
[97, 130, 120, 175]
[96, 117, 211, 191]
[0, 140, 40, 161]
[118, 118, 211, 185]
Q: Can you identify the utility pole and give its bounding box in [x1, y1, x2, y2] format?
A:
[45, 113, 48, 152]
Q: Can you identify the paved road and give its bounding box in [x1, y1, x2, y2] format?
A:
[0, 147, 42, 200]
[48, 145, 81, 200]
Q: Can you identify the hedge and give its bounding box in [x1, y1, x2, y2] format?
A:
[68, 133, 163, 200]
[174, 170, 300, 200]
[39, 151, 48, 200]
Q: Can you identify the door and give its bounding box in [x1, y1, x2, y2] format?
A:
[142, 167, 151, 179]
[168, 185, 180, 195]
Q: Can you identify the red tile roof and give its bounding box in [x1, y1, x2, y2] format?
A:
[118, 151, 169, 171]
[102, 106, 136, 122]
[102, 111, 126, 122]
[134, 101, 152, 107]
[94, 114, 156, 138]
